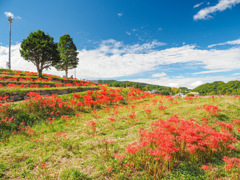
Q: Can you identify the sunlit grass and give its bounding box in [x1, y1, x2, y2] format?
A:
[1, 94, 240, 179]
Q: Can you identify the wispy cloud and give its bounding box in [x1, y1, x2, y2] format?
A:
[126, 31, 131, 36]
[4, 11, 21, 19]
[193, 2, 204, 9]
[208, 38, 240, 48]
[194, 0, 240, 20]
[193, 69, 229, 74]
[117, 12, 123, 17]
[152, 72, 167, 78]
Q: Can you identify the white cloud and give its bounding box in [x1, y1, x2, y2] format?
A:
[208, 38, 240, 48]
[126, 31, 131, 36]
[193, 69, 229, 74]
[193, 2, 204, 8]
[1, 39, 240, 89]
[152, 72, 167, 78]
[127, 76, 235, 89]
[233, 73, 240, 75]
[117, 12, 123, 17]
[15, 16, 21, 20]
[194, 0, 240, 20]
[4, 11, 21, 19]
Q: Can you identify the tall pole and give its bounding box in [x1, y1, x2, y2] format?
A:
[8, 16, 13, 69]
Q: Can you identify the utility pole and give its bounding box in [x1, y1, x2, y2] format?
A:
[8, 16, 14, 69]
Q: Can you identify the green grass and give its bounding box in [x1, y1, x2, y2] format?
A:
[1, 95, 240, 179]
[0, 86, 98, 98]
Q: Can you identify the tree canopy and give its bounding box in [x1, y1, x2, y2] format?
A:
[55, 34, 79, 78]
[20, 30, 59, 77]
[193, 80, 240, 95]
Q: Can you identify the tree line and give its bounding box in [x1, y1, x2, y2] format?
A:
[99, 80, 190, 95]
[20, 30, 78, 78]
[193, 80, 240, 95]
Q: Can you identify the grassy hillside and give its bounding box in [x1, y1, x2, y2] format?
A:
[1, 91, 240, 179]
[98, 80, 190, 94]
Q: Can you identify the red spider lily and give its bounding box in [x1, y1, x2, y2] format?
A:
[106, 167, 111, 171]
[108, 117, 116, 122]
[158, 106, 167, 111]
[126, 114, 239, 175]
[145, 109, 152, 118]
[55, 84, 62, 87]
[203, 104, 221, 116]
[88, 121, 97, 136]
[114, 152, 125, 159]
[73, 93, 81, 99]
[184, 96, 194, 102]
[200, 165, 209, 171]
[61, 115, 70, 121]
[56, 131, 67, 137]
[89, 120, 96, 126]
[104, 108, 110, 112]
[233, 119, 240, 125]
[46, 118, 56, 125]
[101, 139, 113, 144]
[75, 113, 81, 117]
[223, 156, 240, 170]
[129, 112, 136, 119]
[131, 105, 136, 109]
[114, 110, 119, 115]
[92, 110, 100, 118]
[217, 122, 233, 131]
[125, 162, 131, 166]
[87, 90, 94, 96]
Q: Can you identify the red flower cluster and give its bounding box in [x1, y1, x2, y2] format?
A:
[126, 114, 238, 174]
[203, 104, 221, 116]
[158, 105, 167, 111]
[217, 122, 233, 132]
[56, 131, 67, 137]
[223, 156, 240, 170]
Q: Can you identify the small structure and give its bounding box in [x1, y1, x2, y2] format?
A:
[174, 93, 185, 98]
[187, 92, 199, 97]
[151, 89, 160, 94]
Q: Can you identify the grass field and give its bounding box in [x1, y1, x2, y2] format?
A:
[1, 92, 240, 179]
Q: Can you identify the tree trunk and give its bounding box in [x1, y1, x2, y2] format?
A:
[38, 69, 43, 77]
[36, 64, 42, 77]
[65, 66, 68, 78]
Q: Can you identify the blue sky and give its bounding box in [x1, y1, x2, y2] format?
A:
[0, 0, 240, 88]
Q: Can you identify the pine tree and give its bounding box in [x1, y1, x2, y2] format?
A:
[55, 34, 79, 78]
